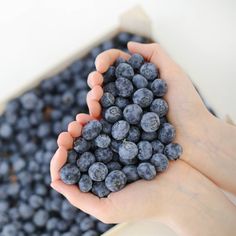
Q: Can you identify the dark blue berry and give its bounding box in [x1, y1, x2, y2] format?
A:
[151, 140, 164, 153]
[158, 123, 175, 144]
[128, 54, 144, 70]
[81, 230, 98, 236]
[94, 134, 111, 148]
[115, 63, 134, 79]
[115, 97, 130, 109]
[88, 162, 108, 181]
[118, 141, 138, 161]
[127, 126, 141, 142]
[80, 216, 95, 231]
[0, 123, 13, 139]
[104, 106, 122, 123]
[137, 141, 153, 160]
[123, 104, 143, 125]
[105, 170, 127, 192]
[137, 163, 156, 180]
[141, 112, 160, 132]
[20, 92, 38, 110]
[115, 57, 126, 66]
[82, 120, 102, 140]
[164, 143, 183, 160]
[19, 203, 34, 220]
[132, 74, 148, 88]
[107, 161, 122, 172]
[140, 63, 158, 81]
[78, 175, 93, 193]
[92, 182, 110, 198]
[60, 163, 81, 184]
[141, 131, 158, 141]
[150, 98, 168, 117]
[33, 209, 49, 227]
[103, 66, 115, 84]
[67, 150, 78, 164]
[29, 195, 43, 209]
[94, 148, 113, 163]
[77, 152, 95, 172]
[110, 139, 122, 153]
[151, 79, 167, 97]
[122, 165, 139, 183]
[100, 93, 115, 108]
[62, 91, 74, 106]
[133, 88, 153, 108]
[115, 77, 134, 98]
[111, 120, 130, 140]
[103, 82, 117, 96]
[150, 153, 169, 172]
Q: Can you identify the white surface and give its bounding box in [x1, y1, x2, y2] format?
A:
[0, 0, 235, 119]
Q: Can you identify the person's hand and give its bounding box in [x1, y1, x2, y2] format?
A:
[50, 117, 236, 236]
[87, 42, 236, 195]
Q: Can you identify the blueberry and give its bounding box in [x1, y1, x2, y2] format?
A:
[127, 126, 141, 142]
[111, 120, 130, 140]
[74, 137, 91, 153]
[122, 165, 139, 183]
[0, 123, 13, 139]
[110, 139, 122, 153]
[137, 163, 156, 180]
[115, 63, 134, 79]
[137, 141, 153, 161]
[95, 148, 113, 163]
[100, 93, 115, 108]
[19, 203, 34, 220]
[105, 170, 127, 192]
[103, 66, 116, 84]
[107, 161, 122, 172]
[103, 82, 117, 96]
[141, 112, 160, 132]
[76, 90, 87, 107]
[80, 216, 95, 231]
[62, 91, 74, 106]
[151, 140, 164, 153]
[92, 182, 110, 198]
[141, 131, 158, 141]
[119, 141, 138, 161]
[158, 123, 175, 144]
[46, 218, 58, 231]
[77, 152, 96, 172]
[115, 97, 130, 109]
[164, 143, 183, 160]
[132, 74, 148, 88]
[37, 123, 50, 138]
[100, 119, 112, 134]
[29, 195, 43, 209]
[2, 224, 17, 236]
[115, 77, 134, 97]
[20, 92, 38, 110]
[104, 106, 122, 123]
[140, 63, 158, 81]
[133, 88, 153, 108]
[151, 79, 167, 97]
[60, 163, 81, 184]
[160, 116, 168, 125]
[81, 230, 98, 236]
[94, 134, 111, 148]
[123, 104, 143, 125]
[0, 200, 9, 212]
[117, 32, 131, 44]
[97, 222, 113, 233]
[33, 209, 49, 227]
[115, 57, 126, 66]
[88, 162, 108, 181]
[128, 53, 144, 70]
[67, 150, 78, 164]
[23, 222, 36, 233]
[78, 175, 93, 193]
[0, 161, 9, 176]
[150, 98, 168, 117]
[150, 153, 169, 172]
[82, 120, 102, 140]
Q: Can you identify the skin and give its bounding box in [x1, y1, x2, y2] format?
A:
[50, 42, 236, 235]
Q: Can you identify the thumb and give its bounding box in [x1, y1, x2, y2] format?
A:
[127, 42, 187, 81]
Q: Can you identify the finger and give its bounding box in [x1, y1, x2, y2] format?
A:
[87, 71, 103, 89]
[50, 147, 67, 182]
[68, 121, 82, 138]
[57, 132, 73, 149]
[95, 49, 130, 73]
[51, 180, 110, 217]
[76, 113, 95, 125]
[127, 42, 185, 80]
[87, 99, 101, 119]
[87, 85, 103, 101]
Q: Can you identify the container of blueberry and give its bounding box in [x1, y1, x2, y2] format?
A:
[0, 6, 171, 236]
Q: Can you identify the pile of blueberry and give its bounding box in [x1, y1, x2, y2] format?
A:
[60, 53, 183, 198]
[0, 32, 149, 236]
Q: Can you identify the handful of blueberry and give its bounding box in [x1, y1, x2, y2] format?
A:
[60, 53, 183, 197]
